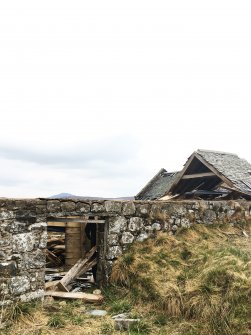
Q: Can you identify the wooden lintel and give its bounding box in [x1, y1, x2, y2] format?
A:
[47, 220, 105, 228]
[48, 218, 105, 224]
[182, 172, 215, 179]
[47, 221, 81, 228]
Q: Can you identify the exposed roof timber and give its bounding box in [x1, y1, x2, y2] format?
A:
[182, 172, 215, 179]
[168, 153, 196, 193]
[168, 152, 234, 195]
[136, 149, 251, 200]
[194, 153, 235, 187]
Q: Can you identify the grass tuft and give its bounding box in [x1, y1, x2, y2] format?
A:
[110, 223, 251, 335]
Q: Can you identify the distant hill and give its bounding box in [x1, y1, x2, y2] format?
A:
[48, 193, 134, 200]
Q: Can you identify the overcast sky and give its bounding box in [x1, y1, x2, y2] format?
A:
[0, 0, 250, 198]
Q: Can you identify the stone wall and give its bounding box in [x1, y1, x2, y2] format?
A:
[0, 198, 250, 305]
[103, 199, 251, 276]
[0, 200, 47, 306]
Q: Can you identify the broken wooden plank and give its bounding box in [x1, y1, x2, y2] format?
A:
[45, 268, 60, 273]
[46, 249, 62, 266]
[45, 280, 60, 290]
[53, 245, 66, 250]
[56, 246, 97, 292]
[57, 258, 97, 292]
[44, 291, 103, 302]
[47, 237, 65, 246]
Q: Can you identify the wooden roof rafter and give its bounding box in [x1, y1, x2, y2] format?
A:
[167, 152, 235, 196]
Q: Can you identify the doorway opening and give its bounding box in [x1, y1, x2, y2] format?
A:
[45, 216, 106, 291]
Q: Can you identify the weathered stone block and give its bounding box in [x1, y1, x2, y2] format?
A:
[47, 201, 61, 213]
[113, 314, 140, 331]
[76, 202, 90, 213]
[173, 205, 187, 216]
[24, 250, 45, 269]
[128, 217, 144, 232]
[109, 216, 127, 233]
[145, 225, 153, 232]
[203, 210, 217, 224]
[107, 246, 122, 260]
[15, 210, 36, 223]
[9, 276, 30, 295]
[20, 289, 44, 302]
[0, 281, 9, 296]
[122, 202, 136, 215]
[7, 221, 29, 234]
[91, 202, 105, 213]
[121, 232, 134, 244]
[0, 239, 10, 247]
[0, 261, 17, 277]
[108, 234, 119, 246]
[136, 232, 148, 242]
[36, 205, 47, 215]
[39, 231, 47, 249]
[61, 201, 76, 212]
[181, 218, 190, 228]
[0, 251, 6, 259]
[192, 203, 200, 210]
[136, 204, 149, 216]
[28, 222, 47, 231]
[0, 210, 14, 220]
[105, 201, 122, 213]
[152, 222, 161, 231]
[12, 233, 35, 252]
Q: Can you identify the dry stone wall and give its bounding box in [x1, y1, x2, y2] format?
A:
[0, 198, 250, 305]
[0, 200, 47, 306]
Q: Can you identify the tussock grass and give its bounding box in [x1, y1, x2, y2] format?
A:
[110, 224, 251, 335]
[2, 223, 250, 335]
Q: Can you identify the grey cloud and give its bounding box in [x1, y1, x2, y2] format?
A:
[0, 134, 139, 169]
[0, 177, 23, 187]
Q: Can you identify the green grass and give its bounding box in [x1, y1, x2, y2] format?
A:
[47, 314, 66, 328]
[110, 224, 251, 335]
[2, 223, 250, 335]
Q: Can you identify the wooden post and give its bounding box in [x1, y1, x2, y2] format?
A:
[65, 223, 82, 270]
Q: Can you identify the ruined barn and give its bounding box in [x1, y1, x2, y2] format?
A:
[136, 150, 251, 200]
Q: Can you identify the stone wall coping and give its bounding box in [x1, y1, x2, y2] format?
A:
[0, 197, 250, 205]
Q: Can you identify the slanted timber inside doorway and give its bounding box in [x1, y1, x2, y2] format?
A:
[46, 216, 106, 284]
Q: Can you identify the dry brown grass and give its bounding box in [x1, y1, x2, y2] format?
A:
[2, 223, 251, 335]
[110, 223, 251, 335]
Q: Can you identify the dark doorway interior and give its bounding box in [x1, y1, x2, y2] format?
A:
[46, 216, 106, 287]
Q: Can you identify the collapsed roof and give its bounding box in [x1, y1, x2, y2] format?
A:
[135, 169, 179, 200]
[135, 150, 251, 200]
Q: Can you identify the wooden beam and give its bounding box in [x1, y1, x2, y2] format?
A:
[45, 280, 60, 290]
[194, 153, 234, 187]
[44, 291, 103, 302]
[168, 153, 197, 194]
[182, 172, 215, 179]
[56, 246, 97, 292]
[47, 221, 81, 228]
[47, 219, 105, 224]
[46, 250, 62, 266]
